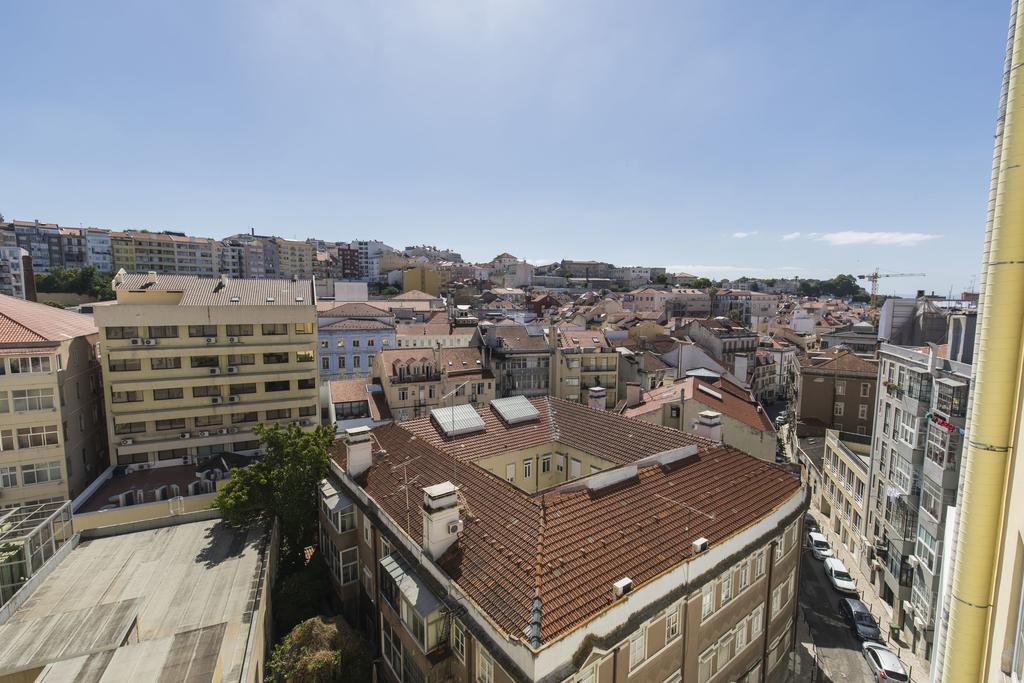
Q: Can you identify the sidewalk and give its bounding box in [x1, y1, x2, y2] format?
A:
[806, 508, 930, 682]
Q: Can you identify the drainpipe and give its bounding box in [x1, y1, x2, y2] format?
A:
[759, 540, 777, 683]
[942, 0, 1024, 680]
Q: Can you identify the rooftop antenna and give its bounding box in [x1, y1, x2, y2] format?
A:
[389, 457, 421, 531]
[653, 492, 716, 545]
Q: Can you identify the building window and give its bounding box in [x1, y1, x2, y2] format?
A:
[523, 458, 532, 480]
[702, 583, 715, 620]
[10, 356, 52, 374]
[265, 380, 290, 392]
[111, 390, 143, 403]
[861, 382, 870, 397]
[858, 404, 868, 420]
[916, 525, 938, 572]
[148, 325, 178, 338]
[109, 358, 141, 372]
[738, 562, 750, 591]
[21, 461, 61, 485]
[836, 380, 846, 396]
[750, 603, 764, 638]
[151, 356, 182, 370]
[755, 549, 766, 578]
[833, 402, 844, 417]
[188, 324, 217, 337]
[541, 455, 551, 473]
[340, 547, 358, 584]
[114, 421, 146, 435]
[1012, 566, 1024, 680]
[698, 646, 715, 683]
[266, 408, 291, 420]
[16, 425, 59, 448]
[321, 357, 330, 370]
[12, 388, 55, 412]
[628, 626, 646, 670]
[477, 644, 494, 683]
[263, 352, 289, 365]
[0, 466, 18, 488]
[452, 622, 466, 662]
[294, 323, 314, 335]
[154, 388, 184, 400]
[666, 609, 680, 641]
[226, 324, 253, 336]
[193, 385, 221, 398]
[382, 621, 402, 679]
[156, 418, 186, 431]
[506, 463, 515, 482]
[720, 572, 733, 605]
[106, 326, 139, 339]
[296, 351, 314, 363]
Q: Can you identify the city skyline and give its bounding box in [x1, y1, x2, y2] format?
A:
[0, 2, 1006, 295]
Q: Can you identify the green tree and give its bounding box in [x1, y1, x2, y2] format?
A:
[381, 285, 400, 296]
[727, 308, 743, 324]
[268, 616, 373, 683]
[214, 423, 335, 567]
[689, 277, 713, 289]
[651, 272, 669, 285]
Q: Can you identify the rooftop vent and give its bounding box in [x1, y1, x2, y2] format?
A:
[230, 296, 240, 303]
[422, 481, 458, 511]
[430, 404, 486, 437]
[490, 395, 540, 425]
[266, 297, 275, 303]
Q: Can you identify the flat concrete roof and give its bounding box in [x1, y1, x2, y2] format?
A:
[0, 519, 266, 681]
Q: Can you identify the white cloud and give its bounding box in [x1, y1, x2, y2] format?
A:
[814, 231, 939, 247]
[781, 231, 801, 241]
[732, 231, 758, 239]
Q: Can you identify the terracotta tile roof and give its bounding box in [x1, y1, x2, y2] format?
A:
[390, 290, 438, 301]
[0, 294, 97, 347]
[112, 273, 314, 307]
[489, 325, 550, 352]
[330, 378, 374, 404]
[395, 322, 458, 336]
[800, 347, 878, 374]
[319, 319, 394, 332]
[557, 328, 611, 350]
[640, 352, 671, 372]
[683, 377, 774, 432]
[619, 384, 683, 418]
[317, 302, 390, 318]
[335, 412, 801, 642]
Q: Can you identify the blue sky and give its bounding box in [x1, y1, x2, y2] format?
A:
[0, 1, 1009, 295]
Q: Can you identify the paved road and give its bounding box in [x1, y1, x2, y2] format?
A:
[799, 549, 875, 682]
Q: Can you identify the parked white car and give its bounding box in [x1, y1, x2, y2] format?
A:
[807, 531, 833, 560]
[824, 557, 858, 594]
[862, 642, 909, 681]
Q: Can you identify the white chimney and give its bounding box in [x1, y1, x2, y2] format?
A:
[625, 382, 643, 408]
[695, 410, 722, 442]
[344, 426, 373, 477]
[421, 481, 462, 560]
[588, 386, 607, 410]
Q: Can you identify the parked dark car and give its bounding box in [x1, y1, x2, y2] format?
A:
[838, 597, 882, 641]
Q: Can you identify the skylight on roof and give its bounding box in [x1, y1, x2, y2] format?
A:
[490, 395, 540, 425]
[431, 404, 486, 437]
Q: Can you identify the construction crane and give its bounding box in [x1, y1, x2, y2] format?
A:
[856, 269, 926, 308]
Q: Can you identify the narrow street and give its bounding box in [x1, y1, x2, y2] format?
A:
[798, 549, 874, 682]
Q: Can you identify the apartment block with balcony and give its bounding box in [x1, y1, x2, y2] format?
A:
[0, 246, 33, 300]
[479, 323, 552, 398]
[373, 346, 494, 421]
[95, 272, 320, 468]
[550, 325, 618, 409]
[317, 302, 396, 380]
[865, 341, 970, 662]
[0, 295, 106, 508]
[820, 430, 870, 564]
[320, 399, 805, 683]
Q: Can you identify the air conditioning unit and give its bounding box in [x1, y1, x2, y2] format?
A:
[143, 338, 157, 346]
[692, 537, 709, 555]
[902, 601, 914, 616]
[209, 367, 221, 375]
[613, 577, 633, 599]
[205, 337, 217, 344]
[226, 366, 239, 374]
[447, 519, 464, 535]
[179, 432, 191, 440]
[229, 426, 239, 434]
[120, 438, 134, 446]
[300, 419, 312, 427]
[227, 336, 240, 343]
[907, 555, 920, 569]
[211, 397, 222, 405]
[217, 428, 229, 435]
[130, 337, 143, 346]
[198, 430, 211, 438]
[228, 395, 240, 403]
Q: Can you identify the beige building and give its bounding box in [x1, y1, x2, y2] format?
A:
[550, 325, 618, 409]
[0, 295, 107, 508]
[373, 346, 495, 421]
[820, 429, 870, 564]
[320, 397, 804, 683]
[402, 266, 447, 296]
[395, 317, 475, 349]
[94, 271, 320, 467]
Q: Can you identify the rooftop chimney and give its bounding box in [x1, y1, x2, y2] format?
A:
[344, 426, 373, 478]
[588, 386, 607, 411]
[626, 382, 643, 408]
[694, 410, 722, 442]
[422, 481, 462, 560]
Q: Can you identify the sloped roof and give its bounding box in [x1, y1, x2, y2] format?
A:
[0, 294, 97, 347]
[112, 273, 313, 307]
[334, 405, 800, 642]
[390, 290, 438, 301]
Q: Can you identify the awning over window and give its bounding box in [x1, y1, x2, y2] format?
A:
[381, 554, 441, 616]
[319, 479, 352, 512]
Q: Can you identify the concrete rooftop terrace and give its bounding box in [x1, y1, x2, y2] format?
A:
[0, 519, 268, 682]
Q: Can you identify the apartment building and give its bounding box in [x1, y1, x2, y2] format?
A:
[94, 272, 320, 467]
[560, 259, 614, 280]
[795, 347, 878, 437]
[402, 266, 448, 296]
[621, 376, 776, 461]
[0, 295, 106, 508]
[865, 342, 970, 660]
[820, 430, 870, 564]
[318, 302, 396, 380]
[109, 232, 136, 271]
[674, 318, 758, 378]
[2, 220, 62, 272]
[550, 326, 618, 409]
[395, 317, 474, 349]
[373, 346, 495, 421]
[712, 290, 779, 331]
[479, 323, 552, 398]
[0, 246, 33, 300]
[83, 228, 113, 272]
[319, 397, 804, 683]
